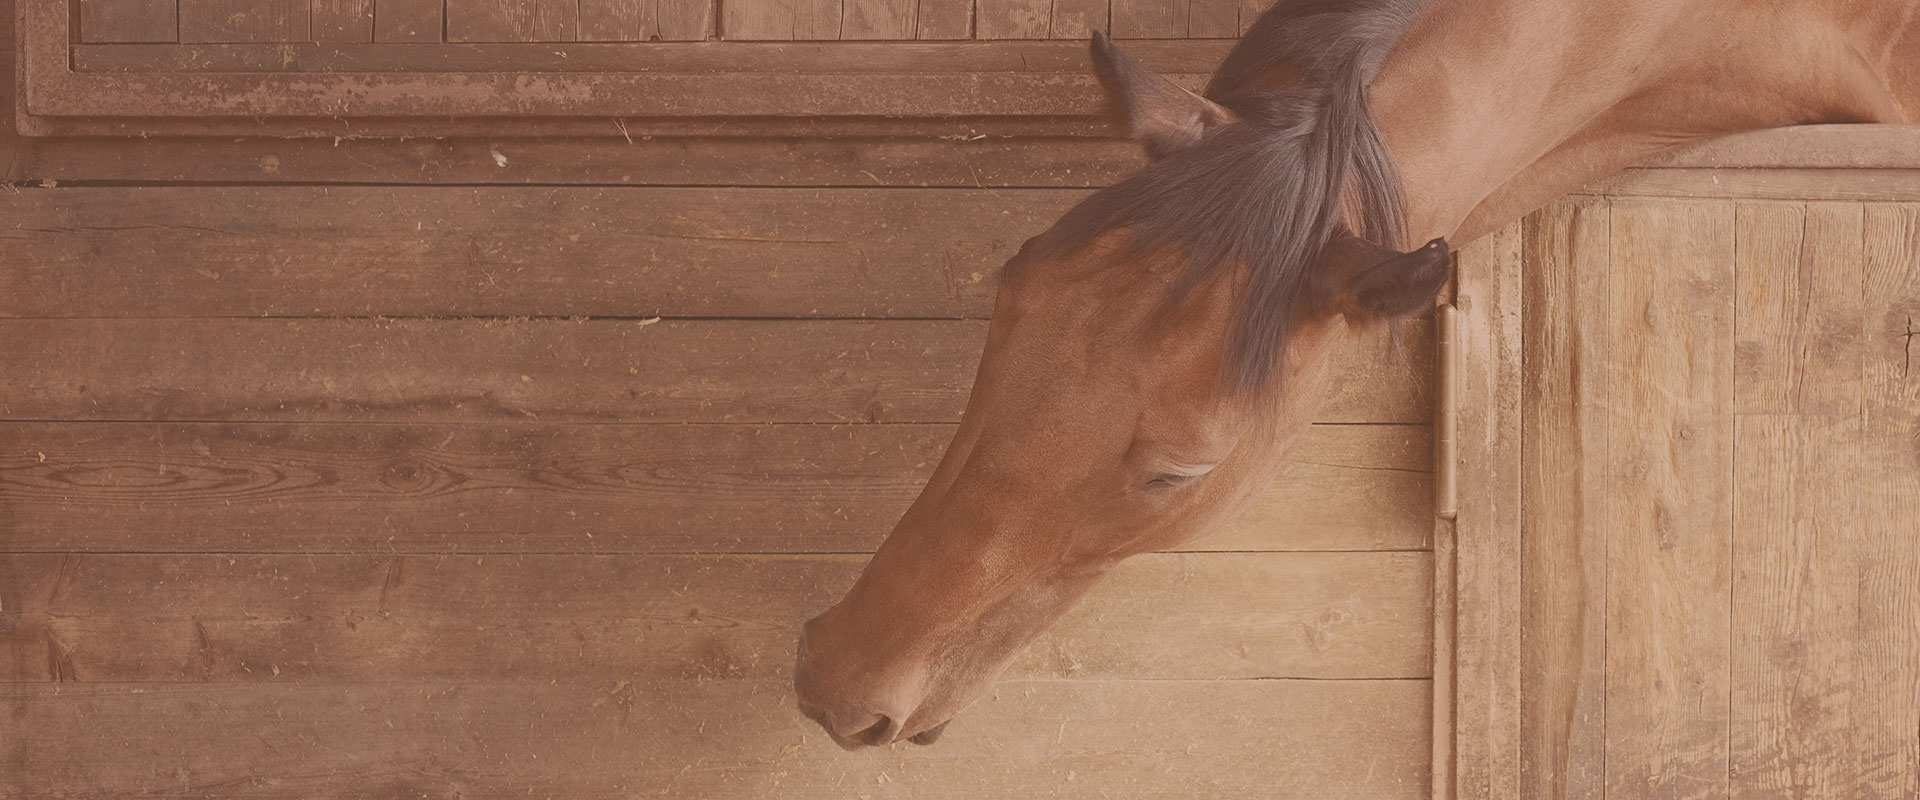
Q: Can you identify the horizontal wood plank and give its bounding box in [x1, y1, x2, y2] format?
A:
[2, 186, 1070, 319]
[0, 319, 1432, 424]
[2, 137, 1143, 187]
[0, 551, 1432, 681]
[0, 679, 1431, 798]
[1584, 168, 1920, 202]
[0, 422, 1429, 553]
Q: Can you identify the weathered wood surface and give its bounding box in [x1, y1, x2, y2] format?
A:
[372, 0, 443, 41]
[312, 0, 374, 41]
[77, 0, 179, 42]
[448, 0, 581, 41]
[0, 422, 1429, 553]
[0, 551, 1432, 681]
[1510, 196, 1920, 799]
[0, 679, 1431, 799]
[71, 39, 1234, 73]
[1517, 196, 1608, 800]
[178, 0, 312, 42]
[0, 317, 1431, 424]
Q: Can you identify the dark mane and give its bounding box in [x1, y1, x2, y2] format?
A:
[1024, 0, 1429, 388]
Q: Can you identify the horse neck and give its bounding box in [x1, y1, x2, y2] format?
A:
[1369, 0, 1920, 243]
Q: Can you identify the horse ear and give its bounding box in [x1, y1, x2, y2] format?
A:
[1326, 236, 1452, 320]
[1090, 31, 1237, 160]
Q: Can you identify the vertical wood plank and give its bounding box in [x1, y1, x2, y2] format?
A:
[915, 0, 970, 39]
[448, 0, 578, 41]
[791, 0, 843, 40]
[655, 0, 712, 39]
[975, 0, 1049, 39]
[1450, 217, 1526, 800]
[1111, 0, 1181, 37]
[1860, 204, 1920, 798]
[1048, 0, 1105, 39]
[373, 0, 442, 41]
[1238, 0, 1267, 34]
[78, 0, 180, 42]
[179, 0, 312, 42]
[1735, 203, 1867, 416]
[1729, 413, 1864, 799]
[1603, 199, 1736, 800]
[720, 0, 794, 40]
[1185, 0, 1235, 37]
[1519, 197, 1611, 800]
[842, 0, 916, 39]
[579, 0, 658, 40]
[313, 0, 374, 40]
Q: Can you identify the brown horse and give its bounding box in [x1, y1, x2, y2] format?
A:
[794, 0, 1920, 748]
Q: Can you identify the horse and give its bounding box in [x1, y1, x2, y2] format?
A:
[793, 0, 1920, 749]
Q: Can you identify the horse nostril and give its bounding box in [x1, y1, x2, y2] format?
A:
[907, 721, 950, 745]
[850, 714, 900, 746]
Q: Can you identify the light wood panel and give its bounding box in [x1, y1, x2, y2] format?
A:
[0, 551, 1432, 681]
[0, 422, 1430, 553]
[313, 0, 374, 40]
[0, 679, 1430, 799]
[1518, 196, 1609, 800]
[373, 0, 442, 41]
[448, 0, 579, 41]
[1601, 200, 1736, 799]
[0, 318, 1431, 424]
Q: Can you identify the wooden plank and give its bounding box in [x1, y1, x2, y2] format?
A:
[973, 0, 1049, 39]
[448, 0, 579, 41]
[0, 186, 1050, 319]
[1518, 197, 1609, 800]
[2, 137, 1142, 188]
[842, 0, 916, 40]
[655, 0, 711, 39]
[1047, 0, 1104, 39]
[1111, 0, 1180, 37]
[0, 422, 1430, 554]
[1602, 199, 1735, 800]
[1729, 414, 1865, 798]
[0, 318, 1430, 424]
[1641, 125, 1920, 170]
[179, 0, 312, 41]
[0, 551, 1432, 681]
[373, 0, 442, 41]
[1860, 204, 1920, 797]
[579, 0, 658, 41]
[791, 0, 843, 41]
[720, 0, 797, 40]
[69, 39, 1233, 73]
[1587, 168, 1920, 202]
[1734, 202, 1867, 415]
[914, 0, 970, 39]
[0, 679, 1431, 798]
[78, 0, 180, 42]
[1186, 0, 1237, 38]
[312, 0, 374, 40]
[1447, 217, 1525, 800]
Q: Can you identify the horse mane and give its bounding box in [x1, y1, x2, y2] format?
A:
[1022, 0, 1430, 388]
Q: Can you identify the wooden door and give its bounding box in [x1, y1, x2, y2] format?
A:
[1501, 149, 1920, 799]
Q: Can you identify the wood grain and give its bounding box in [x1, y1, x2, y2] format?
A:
[312, 0, 375, 40]
[1602, 199, 1736, 800]
[1111, 0, 1181, 37]
[1859, 203, 1920, 797]
[914, 0, 971, 39]
[0, 186, 1058, 319]
[721, 0, 798, 40]
[656, 0, 713, 39]
[0, 551, 1432, 682]
[2, 137, 1141, 190]
[448, 0, 579, 41]
[579, 0, 659, 41]
[0, 679, 1431, 799]
[373, 0, 443, 41]
[0, 318, 1430, 424]
[77, 0, 179, 42]
[1447, 215, 1525, 800]
[179, 0, 312, 41]
[1047, 0, 1105, 39]
[842, 0, 916, 39]
[0, 422, 1429, 554]
[1517, 197, 1609, 800]
[1734, 202, 1866, 415]
[973, 0, 1050, 39]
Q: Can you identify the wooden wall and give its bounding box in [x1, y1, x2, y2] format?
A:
[1509, 143, 1920, 800]
[0, 6, 1440, 796]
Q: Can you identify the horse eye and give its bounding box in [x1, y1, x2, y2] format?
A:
[1143, 473, 1201, 491]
